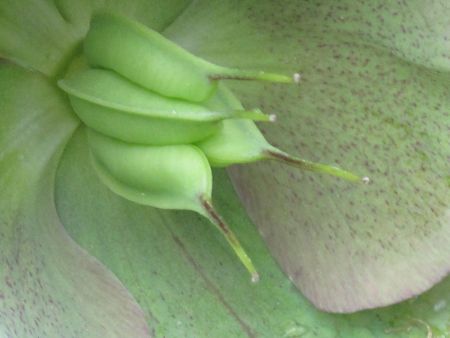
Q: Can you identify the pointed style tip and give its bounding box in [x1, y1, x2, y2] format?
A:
[251, 273, 260, 283]
[293, 72, 302, 84]
[265, 149, 365, 183]
[234, 109, 275, 122]
[362, 176, 370, 184]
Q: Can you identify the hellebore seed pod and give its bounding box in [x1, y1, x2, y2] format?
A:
[58, 69, 271, 145]
[60, 12, 367, 282]
[198, 84, 368, 183]
[87, 129, 259, 281]
[84, 12, 299, 102]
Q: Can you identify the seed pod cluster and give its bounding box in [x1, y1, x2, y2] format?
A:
[59, 12, 366, 282]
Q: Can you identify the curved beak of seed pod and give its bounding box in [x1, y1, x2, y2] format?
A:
[210, 68, 301, 85]
[199, 197, 260, 283]
[265, 149, 369, 183]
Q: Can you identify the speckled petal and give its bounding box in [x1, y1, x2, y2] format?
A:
[0, 64, 150, 337]
[165, 0, 450, 312]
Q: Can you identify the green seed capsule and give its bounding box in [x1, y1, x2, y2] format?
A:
[198, 84, 368, 183]
[59, 69, 270, 145]
[87, 128, 259, 282]
[84, 12, 298, 102]
[60, 13, 366, 285]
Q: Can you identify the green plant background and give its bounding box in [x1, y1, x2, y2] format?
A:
[0, 0, 449, 337]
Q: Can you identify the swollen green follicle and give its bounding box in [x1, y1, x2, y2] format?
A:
[87, 129, 212, 210]
[87, 129, 259, 281]
[84, 12, 297, 102]
[58, 68, 268, 122]
[58, 68, 273, 145]
[199, 84, 368, 183]
[60, 11, 367, 284]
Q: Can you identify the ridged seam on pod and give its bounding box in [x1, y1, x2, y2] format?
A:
[87, 129, 259, 281]
[58, 69, 272, 145]
[84, 12, 300, 102]
[198, 84, 369, 183]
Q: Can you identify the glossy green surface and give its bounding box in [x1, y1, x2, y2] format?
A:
[87, 128, 212, 212]
[84, 12, 218, 102]
[84, 12, 294, 102]
[70, 97, 222, 145]
[198, 84, 269, 166]
[59, 68, 227, 120]
[87, 125, 259, 283]
[59, 68, 270, 144]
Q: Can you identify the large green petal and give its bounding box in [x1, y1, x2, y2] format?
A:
[0, 64, 150, 337]
[164, 0, 450, 312]
[56, 127, 450, 337]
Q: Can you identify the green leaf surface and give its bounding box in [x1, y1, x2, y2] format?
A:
[0, 64, 150, 337]
[56, 127, 450, 337]
[164, 0, 450, 312]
